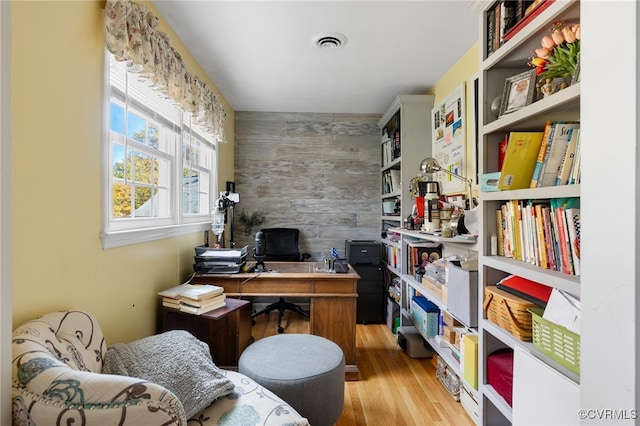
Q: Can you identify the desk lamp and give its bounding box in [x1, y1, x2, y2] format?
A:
[419, 157, 475, 210]
[211, 191, 239, 247]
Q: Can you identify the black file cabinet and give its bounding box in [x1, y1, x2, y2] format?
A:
[346, 240, 385, 324]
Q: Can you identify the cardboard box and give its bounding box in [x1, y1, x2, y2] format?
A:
[422, 276, 446, 302]
[442, 311, 462, 328]
[462, 334, 479, 389]
[444, 326, 457, 344]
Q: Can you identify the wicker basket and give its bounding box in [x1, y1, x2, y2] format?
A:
[483, 287, 536, 341]
[529, 307, 581, 374]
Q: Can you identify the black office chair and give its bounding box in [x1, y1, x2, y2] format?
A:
[252, 228, 311, 333]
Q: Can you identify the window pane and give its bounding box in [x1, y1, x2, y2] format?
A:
[112, 144, 126, 179]
[148, 123, 159, 149]
[134, 151, 154, 184]
[112, 182, 131, 218]
[110, 102, 125, 134]
[134, 186, 153, 216]
[127, 111, 146, 143]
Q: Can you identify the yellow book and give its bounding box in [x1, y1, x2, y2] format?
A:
[534, 203, 548, 269]
[498, 132, 544, 190]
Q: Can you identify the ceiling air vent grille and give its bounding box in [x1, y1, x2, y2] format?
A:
[312, 32, 348, 50]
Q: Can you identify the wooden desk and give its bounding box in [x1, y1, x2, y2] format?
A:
[160, 297, 252, 368]
[191, 262, 360, 380]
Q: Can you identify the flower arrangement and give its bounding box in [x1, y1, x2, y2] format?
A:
[529, 21, 581, 80]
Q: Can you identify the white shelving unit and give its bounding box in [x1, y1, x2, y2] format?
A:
[476, 1, 581, 424]
[378, 95, 434, 236]
[385, 228, 479, 402]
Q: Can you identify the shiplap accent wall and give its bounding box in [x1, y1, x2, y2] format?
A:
[232, 111, 381, 260]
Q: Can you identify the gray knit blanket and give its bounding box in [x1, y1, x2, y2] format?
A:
[103, 329, 234, 419]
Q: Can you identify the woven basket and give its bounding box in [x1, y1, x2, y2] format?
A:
[484, 287, 536, 341]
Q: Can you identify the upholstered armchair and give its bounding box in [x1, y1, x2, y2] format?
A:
[12, 310, 185, 425]
[12, 310, 309, 426]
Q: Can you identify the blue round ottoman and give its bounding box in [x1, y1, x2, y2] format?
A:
[238, 334, 345, 426]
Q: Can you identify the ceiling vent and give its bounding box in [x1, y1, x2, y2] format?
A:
[312, 32, 348, 50]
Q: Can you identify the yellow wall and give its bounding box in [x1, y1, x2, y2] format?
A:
[427, 42, 479, 195]
[11, 1, 234, 344]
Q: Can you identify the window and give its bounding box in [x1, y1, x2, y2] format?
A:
[102, 53, 217, 249]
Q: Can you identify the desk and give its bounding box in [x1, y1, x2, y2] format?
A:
[160, 298, 252, 368]
[191, 262, 360, 380]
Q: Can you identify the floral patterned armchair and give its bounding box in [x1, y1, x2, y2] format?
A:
[12, 310, 309, 425]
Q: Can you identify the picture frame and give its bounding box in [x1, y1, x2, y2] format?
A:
[499, 69, 536, 117]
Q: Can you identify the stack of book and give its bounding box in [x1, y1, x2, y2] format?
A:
[158, 283, 226, 315]
[193, 245, 248, 274]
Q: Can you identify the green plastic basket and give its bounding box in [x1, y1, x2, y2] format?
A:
[529, 307, 580, 375]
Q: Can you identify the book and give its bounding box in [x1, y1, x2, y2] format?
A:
[565, 207, 581, 276]
[497, 131, 544, 190]
[179, 293, 226, 308]
[197, 245, 248, 259]
[534, 203, 548, 269]
[158, 283, 224, 301]
[178, 297, 226, 315]
[555, 127, 580, 186]
[529, 120, 554, 188]
[538, 122, 580, 187]
[568, 129, 582, 185]
[496, 274, 553, 307]
[496, 208, 505, 256]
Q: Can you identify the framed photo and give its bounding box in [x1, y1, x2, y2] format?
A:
[499, 69, 536, 117]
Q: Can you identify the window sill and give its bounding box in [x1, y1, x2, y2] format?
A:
[101, 222, 210, 249]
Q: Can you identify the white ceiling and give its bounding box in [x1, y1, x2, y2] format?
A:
[152, 1, 480, 115]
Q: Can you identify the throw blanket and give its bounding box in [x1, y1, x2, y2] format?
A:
[103, 330, 234, 419]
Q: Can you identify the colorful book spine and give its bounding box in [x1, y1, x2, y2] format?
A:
[530, 120, 554, 188]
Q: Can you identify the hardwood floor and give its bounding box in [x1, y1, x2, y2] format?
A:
[251, 310, 475, 426]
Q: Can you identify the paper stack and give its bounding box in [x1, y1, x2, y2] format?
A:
[158, 283, 226, 315]
[193, 245, 248, 274]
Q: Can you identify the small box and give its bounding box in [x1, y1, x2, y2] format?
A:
[460, 384, 479, 422]
[444, 326, 457, 344]
[442, 311, 462, 328]
[397, 326, 433, 358]
[481, 172, 501, 192]
[462, 334, 479, 389]
[422, 276, 445, 301]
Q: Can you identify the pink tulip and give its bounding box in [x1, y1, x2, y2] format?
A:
[541, 36, 555, 49]
[535, 47, 551, 59]
[551, 29, 565, 45]
[573, 24, 581, 40]
[562, 27, 577, 43]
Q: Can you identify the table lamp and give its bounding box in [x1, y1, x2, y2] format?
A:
[419, 157, 475, 210]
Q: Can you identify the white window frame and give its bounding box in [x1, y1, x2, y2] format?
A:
[101, 52, 218, 249]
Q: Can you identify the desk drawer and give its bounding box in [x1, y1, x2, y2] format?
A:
[314, 280, 357, 294]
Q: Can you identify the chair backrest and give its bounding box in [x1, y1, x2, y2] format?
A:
[261, 228, 304, 261]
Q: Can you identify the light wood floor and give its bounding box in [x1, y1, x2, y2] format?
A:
[251, 310, 475, 426]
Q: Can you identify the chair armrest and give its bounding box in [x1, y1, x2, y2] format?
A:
[301, 252, 312, 261]
[12, 369, 186, 426]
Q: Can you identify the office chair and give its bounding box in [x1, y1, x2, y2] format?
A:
[252, 228, 311, 333]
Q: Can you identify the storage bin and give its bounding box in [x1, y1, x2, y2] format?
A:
[446, 264, 478, 327]
[411, 295, 439, 338]
[529, 306, 581, 374]
[483, 287, 536, 341]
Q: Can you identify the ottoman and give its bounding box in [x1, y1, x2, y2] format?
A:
[238, 334, 345, 426]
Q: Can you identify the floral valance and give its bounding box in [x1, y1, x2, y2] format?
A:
[105, 0, 226, 142]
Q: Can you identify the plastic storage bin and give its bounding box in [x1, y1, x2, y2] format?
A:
[529, 306, 581, 374]
[411, 295, 439, 338]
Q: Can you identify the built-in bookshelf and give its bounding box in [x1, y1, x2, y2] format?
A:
[477, 0, 581, 424]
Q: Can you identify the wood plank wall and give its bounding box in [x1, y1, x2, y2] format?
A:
[233, 112, 382, 260]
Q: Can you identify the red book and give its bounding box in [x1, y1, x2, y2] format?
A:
[498, 134, 508, 172]
[496, 275, 553, 307]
